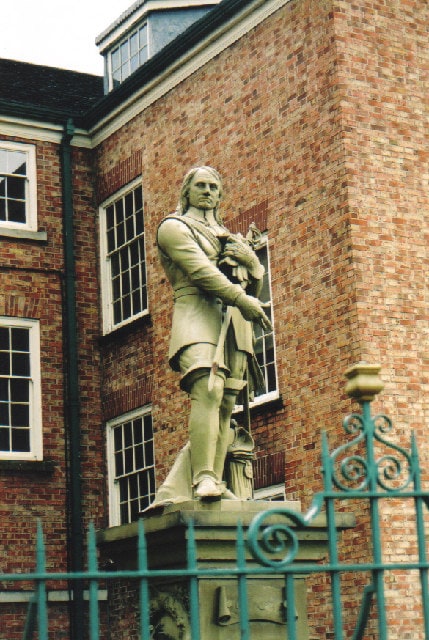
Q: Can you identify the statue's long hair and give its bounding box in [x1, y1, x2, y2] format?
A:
[176, 166, 224, 222]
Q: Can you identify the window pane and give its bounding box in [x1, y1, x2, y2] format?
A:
[120, 41, 128, 61]
[132, 290, 141, 314]
[114, 426, 122, 451]
[134, 187, 142, 212]
[113, 300, 122, 325]
[0, 427, 10, 450]
[120, 503, 129, 524]
[130, 55, 139, 73]
[0, 352, 10, 375]
[121, 272, 130, 296]
[130, 32, 138, 55]
[0, 379, 8, 401]
[10, 379, 29, 402]
[11, 404, 29, 427]
[111, 253, 120, 278]
[116, 222, 125, 248]
[129, 474, 138, 499]
[115, 451, 124, 476]
[12, 353, 30, 377]
[139, 49, 148, 66]
[7, 176, 26, 200]
[126, 215, 134, 242]
[143, 415, 152, 440]
[122, 295, 131, 320]
[0, 327, 10, 349]
[129, 499, 139, 522]
[124, 421, 132, 447]
[124, 448, 133, 474]
[133, 419, 142, 444]
[111, 48, 120, 71]
[0, 404, 9, 426]
[135, 444, 143, 469]
[145, 442, 154, 467]
[119, 478, 128, 502]
[8, 151, 27, 175]
[12, 328, 29, 352]
[11, 428, 30, 452]
[8, 200, 26, 223]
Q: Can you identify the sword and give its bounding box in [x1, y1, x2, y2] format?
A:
[208, 306, 233, 392]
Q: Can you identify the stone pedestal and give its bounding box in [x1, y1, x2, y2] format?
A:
[97, 500, 355, 639]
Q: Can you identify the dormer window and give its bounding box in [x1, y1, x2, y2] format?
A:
[110, 23, 148, 89]
[96, 1, 221, 94]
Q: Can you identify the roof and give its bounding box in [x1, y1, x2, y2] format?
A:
[0, 0, 251, 129]
[0, 58, 104, 124]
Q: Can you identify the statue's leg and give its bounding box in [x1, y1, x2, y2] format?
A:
[213, 337, 247, 490]
[214, 379, 245, 482]
[188, 372, 225, 496]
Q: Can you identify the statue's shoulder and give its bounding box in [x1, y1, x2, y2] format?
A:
[158, 213, 204, 237]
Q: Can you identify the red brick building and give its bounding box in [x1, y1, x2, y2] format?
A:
[0, 0, 428, 637]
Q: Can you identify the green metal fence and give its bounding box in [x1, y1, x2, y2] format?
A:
[3, 366, 429, 639]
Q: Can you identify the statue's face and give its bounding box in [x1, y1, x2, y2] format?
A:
[187, 168, 221, 211]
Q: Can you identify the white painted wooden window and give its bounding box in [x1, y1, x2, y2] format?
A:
[100, 180, 148, 333]
[253, 237, 278, 403]
[107, 407, 155, 526]
[109, 22, 148, 89]
[0, 141, 37, 231]
[0, 317, 42, 460]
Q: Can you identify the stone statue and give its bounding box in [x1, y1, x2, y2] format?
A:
[153, 166, 271, 504]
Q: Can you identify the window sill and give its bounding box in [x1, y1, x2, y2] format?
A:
[234, 393, 284, 419]
[99, 313, 152, 346]
[0, 459, 56, 474]
[0, 228, 48, 242]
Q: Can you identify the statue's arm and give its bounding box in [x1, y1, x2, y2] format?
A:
[158, 218, 272, 331]
[157, 218, 243, 305]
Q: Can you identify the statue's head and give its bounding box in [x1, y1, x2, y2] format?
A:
[177, 166, 223, 219]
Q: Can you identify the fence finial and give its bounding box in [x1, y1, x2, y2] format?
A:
[344, 362, 384, 402]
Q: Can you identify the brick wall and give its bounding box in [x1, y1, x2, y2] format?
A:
[0, 137, 104, 638]
[91, 0, 427, 637]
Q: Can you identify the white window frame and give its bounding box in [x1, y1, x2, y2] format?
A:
[235, 235, 278, 411]
[0, 141, 37, 231]
[99, 179, 148, 334]
[106, 406, 156, 527]
[0, 317, 42, 460]
[107, 21, 149, 91]
[252, 235, 278, 405]
[254, 483, 286, 501]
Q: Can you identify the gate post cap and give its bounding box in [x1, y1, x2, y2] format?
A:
[344, 362, 384, 402]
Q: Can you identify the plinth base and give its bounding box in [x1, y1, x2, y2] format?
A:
[97, 500, 355, 639]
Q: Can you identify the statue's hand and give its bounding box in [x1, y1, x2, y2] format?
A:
[235, 293, 272, 331]
[223, 236, 261, 274]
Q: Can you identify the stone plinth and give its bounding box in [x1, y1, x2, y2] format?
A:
[97, 500, 355, 639]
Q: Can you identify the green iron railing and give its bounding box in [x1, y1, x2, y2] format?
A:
[3, 364, 429, 639]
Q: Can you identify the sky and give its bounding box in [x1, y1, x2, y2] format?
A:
[0, 1, 136, 76]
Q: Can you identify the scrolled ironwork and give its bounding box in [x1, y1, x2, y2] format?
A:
[339, 455, 369, 490]
[329, 409, 413, 493]
[372, 414, 413, 491]
[343, 413, 365, 436]
[247, 495, 324, 568]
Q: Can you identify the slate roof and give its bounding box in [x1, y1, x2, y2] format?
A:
[0, 0, 250, 129]
[0, 58, 104, 123]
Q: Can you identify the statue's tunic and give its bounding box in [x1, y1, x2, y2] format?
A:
[157, 214, 261, 373]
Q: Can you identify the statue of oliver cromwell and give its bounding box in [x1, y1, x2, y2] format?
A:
[153, 166, 271, 504]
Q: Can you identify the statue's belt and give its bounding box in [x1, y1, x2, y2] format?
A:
[173, 286, 200, 299]
[173, 286, 223, 304]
